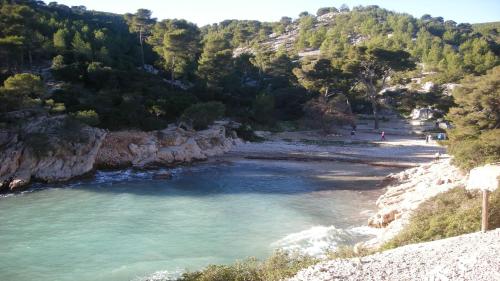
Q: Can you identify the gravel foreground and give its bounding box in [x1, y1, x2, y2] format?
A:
[289, 229, 500, 281]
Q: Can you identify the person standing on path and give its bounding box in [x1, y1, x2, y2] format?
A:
[381, 131, 386, 141]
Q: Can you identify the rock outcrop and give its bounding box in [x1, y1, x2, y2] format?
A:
[0, 114, 106, 192]
[95, 123, 240, 168]
[0, 114, 241, 192]
[365, 158, 466, 246]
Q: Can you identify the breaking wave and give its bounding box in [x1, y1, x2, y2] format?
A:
[272, 225, 379, 257]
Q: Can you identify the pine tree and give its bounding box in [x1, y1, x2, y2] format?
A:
[71, 32, 92, 59]
[197, 33, 233, 90]
[53, 29, 69, 50]
[150, 20, 200, 81]
[124, 9, 155, 67]
[447, 66, 500, 169]
[343, 47, 415, 129]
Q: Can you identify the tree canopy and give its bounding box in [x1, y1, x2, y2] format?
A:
[447, 66, 500, 169]
[0, 1, 498, 136]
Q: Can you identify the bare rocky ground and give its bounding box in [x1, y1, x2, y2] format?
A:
[289, 229, 500, 281]
[227, 119, 446, 168]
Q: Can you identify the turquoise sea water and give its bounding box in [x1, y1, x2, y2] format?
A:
[0, 160, 399, 281]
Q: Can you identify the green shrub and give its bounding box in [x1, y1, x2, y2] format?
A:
[234, 124, 264, 142]
[448, 129, 500, 170]
[178, 251, 317, 281]
[181, 102, 225, 130]
[24, 132, 54, 159]
[252, 93, 275, 124]
[382, 187, 500, 250]
[70, 110, 100, 127]
[0, 73, 45, 112]
[259, 251, 317, 281]
[85, 62, 113, 89]
[3, 73, 44, 98]
[327, 245, 375, 259]
[57, 117, 89, 144]
[44, 99, 66, 113]
[51, 61, 84, 82]
[446, 67, 500, 170]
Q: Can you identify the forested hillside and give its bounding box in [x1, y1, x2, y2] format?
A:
[0, 1, 498, 163]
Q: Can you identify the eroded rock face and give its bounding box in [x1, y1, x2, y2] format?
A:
[364, 158, 467, 247]
[0, 115, 106, 192]
[367, 159, 466, 229]
[0, 116, 241, 193]
[95, 124, 241, 169]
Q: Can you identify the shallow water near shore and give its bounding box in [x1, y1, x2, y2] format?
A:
[0, 159, 400, 281]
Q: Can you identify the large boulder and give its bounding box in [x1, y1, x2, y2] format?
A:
[411, 107, 440, 120]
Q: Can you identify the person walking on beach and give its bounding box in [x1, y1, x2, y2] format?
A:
[381, 131, 386, 141]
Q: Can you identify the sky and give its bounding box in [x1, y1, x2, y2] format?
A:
[44, 0, 500, 26]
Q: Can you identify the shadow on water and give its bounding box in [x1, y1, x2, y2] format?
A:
[17, 159, 403, 197]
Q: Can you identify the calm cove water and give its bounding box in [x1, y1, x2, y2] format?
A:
[0, 159, 400, 281]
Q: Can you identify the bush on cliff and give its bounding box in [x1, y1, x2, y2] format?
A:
[0, 73, 45, 113]
[70, 110, 100, 127]
[382, 187, 500, 250]
[180, 102, 225, 130]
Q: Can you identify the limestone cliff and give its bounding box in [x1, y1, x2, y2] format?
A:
[0, 114, 106, 192]
[0, 115, 240, 192]
[95, 123, 241, 169]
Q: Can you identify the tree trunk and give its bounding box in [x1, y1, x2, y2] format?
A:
[366, 83, 379, 130]
[482, 190, 490, 232]
[170, 56, 176, 89]
[139, 26, 145, 68]
[19, 51, 24, 71]
[28, 49, 33, 69]
[372, 96, 379, 130]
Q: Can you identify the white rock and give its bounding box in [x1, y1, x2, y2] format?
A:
[95, 124, 239, 169]
[366, 159, 466, 245]
[290, 229, 500, 281]
[0, 115, 106, 191]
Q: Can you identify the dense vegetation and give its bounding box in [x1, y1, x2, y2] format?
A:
[1, 1, 498, 133]
[382, 187, 500, 250]
[0, 0, 498, 173]
[446, 66, 500, 169]
[175, 251, 317, 281]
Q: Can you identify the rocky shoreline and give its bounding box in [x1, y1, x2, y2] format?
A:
[362, 158, 467, 247]
[0, 116, 241, 193]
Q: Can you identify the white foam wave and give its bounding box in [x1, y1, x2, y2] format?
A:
[92, 167, 183, 184]
[271, 225, 356, 257]
[349, 225, 382, 236]
[133, 270, 183, 281]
